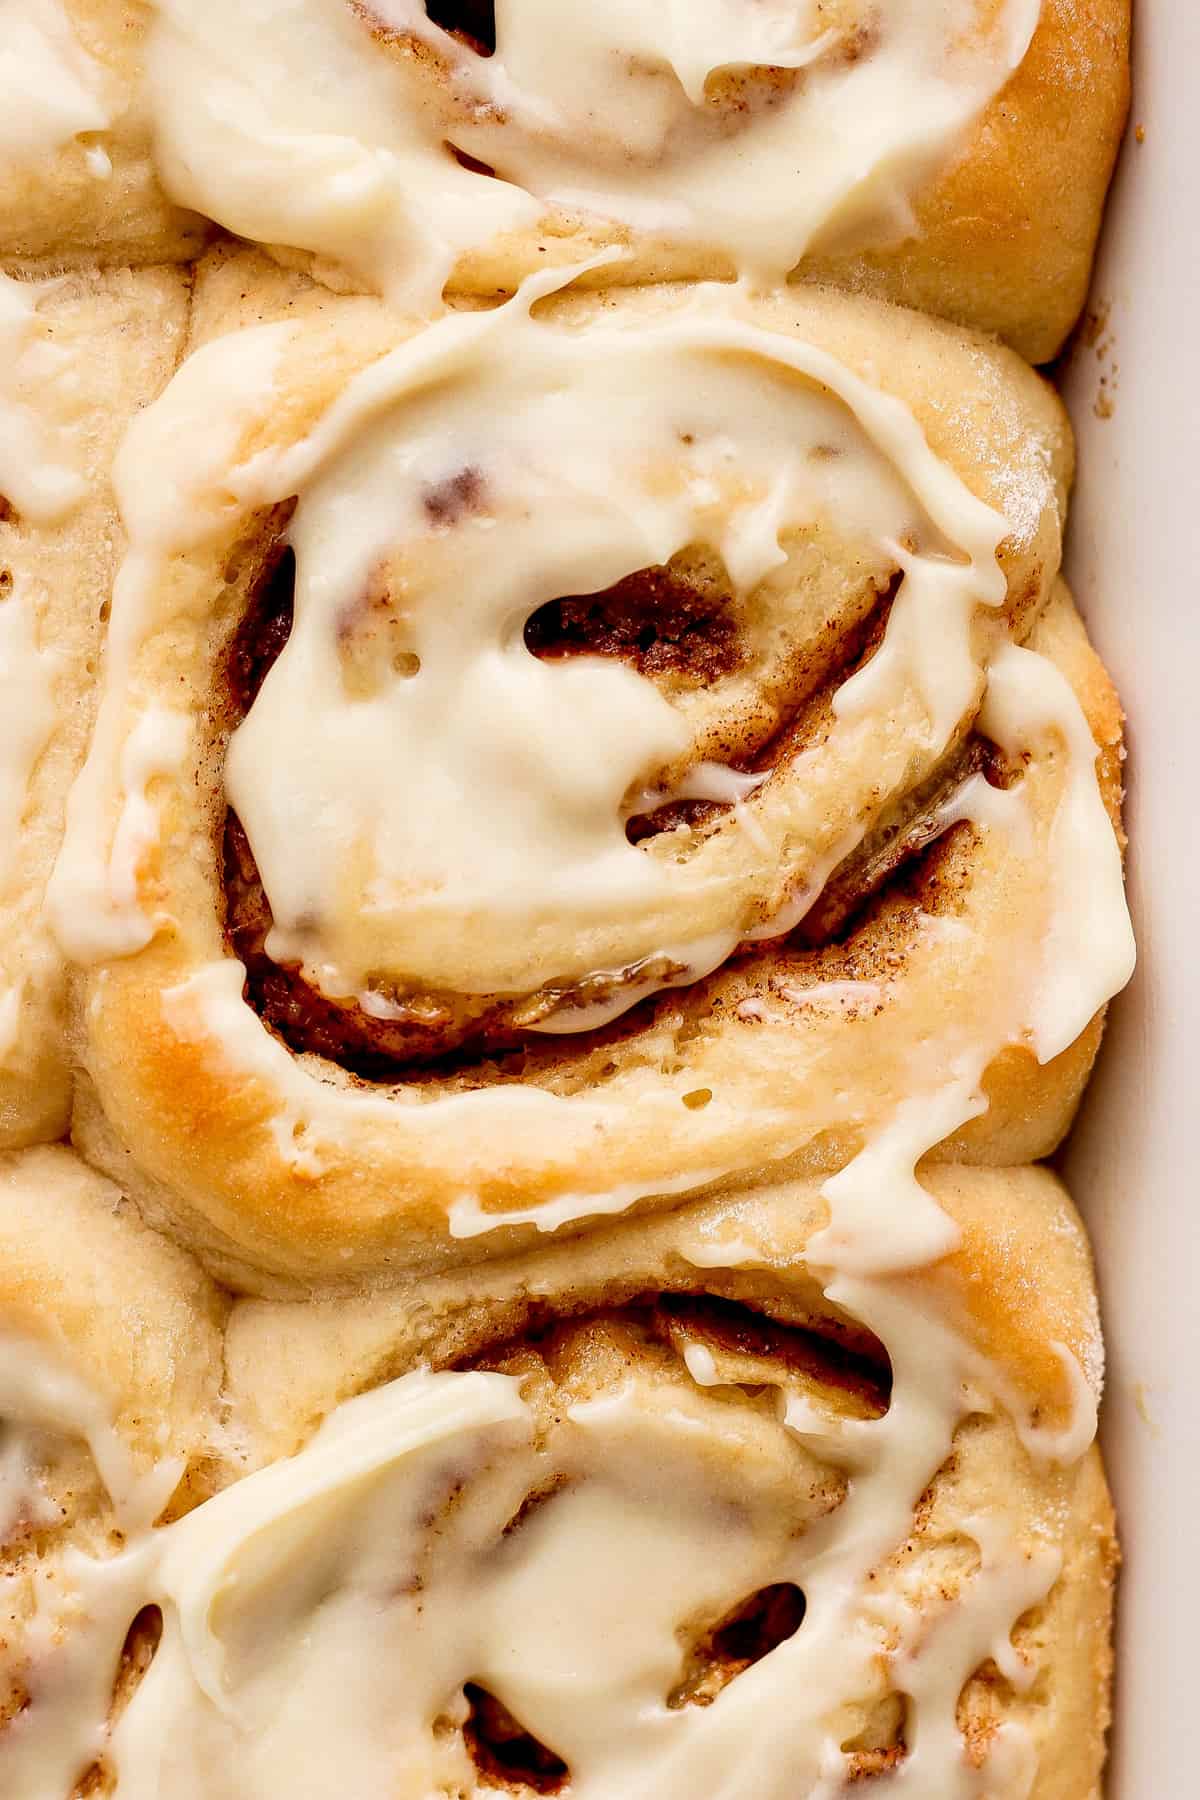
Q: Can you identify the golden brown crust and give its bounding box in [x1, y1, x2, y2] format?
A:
[0, 1145, 226, 1469]
[0, 265, 189, 1147]
[69, 634, 1121, 1285]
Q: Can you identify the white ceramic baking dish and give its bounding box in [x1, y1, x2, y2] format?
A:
[1058, 7, 1199, 1791]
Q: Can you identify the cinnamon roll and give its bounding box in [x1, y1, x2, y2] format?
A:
[0, 265, 188, 1146]
[46, 266, 1134, 1288]
[0, 1, 208, 270]
[142, 0, 1129, 357]
[0, 1158, 1115, 1797]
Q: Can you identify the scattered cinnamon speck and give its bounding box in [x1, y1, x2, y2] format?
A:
[1079, 302, 1119, 420]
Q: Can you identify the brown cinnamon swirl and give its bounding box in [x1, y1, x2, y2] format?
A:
[0, 266, 188, 1145]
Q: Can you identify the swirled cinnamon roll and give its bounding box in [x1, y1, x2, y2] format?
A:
[0, 1, 208, 269]
[142, 0, 1129, 357]
[0, 1159, 1115, 1797]
[0, 265, 188, 1145]
[46, 263, 1133, 1288]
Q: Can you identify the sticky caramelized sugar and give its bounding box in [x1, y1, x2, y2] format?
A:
[223, 528, 295, 723]
[463, 1684, 568, 1793]
[223, 812, 527, 1073]
[110, 1608, 163, 1722]
[524, 559, 745, 684]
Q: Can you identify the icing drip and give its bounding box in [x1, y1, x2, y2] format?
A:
[0, 568, 59, 1068]
[106, 708, 193, 941]
[144, 0, 1041, 311]
[0, 1337, 179, 1539]
[0, 275, 87, 522]
[978, 642, 1134, 1063]
[0, 1336, 182, 1800]
[0, 0, 109, 164]
[805, 639, 1133, 1286]
[0, 573, 56, 863]
[0, 276, 87, 1067]
[49, 326, 288, 963]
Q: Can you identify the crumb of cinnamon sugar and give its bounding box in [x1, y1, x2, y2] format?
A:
[1080, 300, 1111, 349]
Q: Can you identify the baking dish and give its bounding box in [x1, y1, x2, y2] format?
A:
[1059, 7, 1200, 1789]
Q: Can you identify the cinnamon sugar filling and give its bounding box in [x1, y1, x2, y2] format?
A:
[0, 495, 16, 601]
[218, 536, 1005, 1079]
[655, 1293, 892, 1413]
[462, 1685, 568, 1793]
[524, 562, 745, 684]
[67, 1606, 164, 1799]
[43, 1293, 891, 1798]
[424, 0, 496, 57]
[668, 1583, 808, 1709]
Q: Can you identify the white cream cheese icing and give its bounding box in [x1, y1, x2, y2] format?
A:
[0, 5, 1127, 1788]
[144, 0, 1041, 311]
